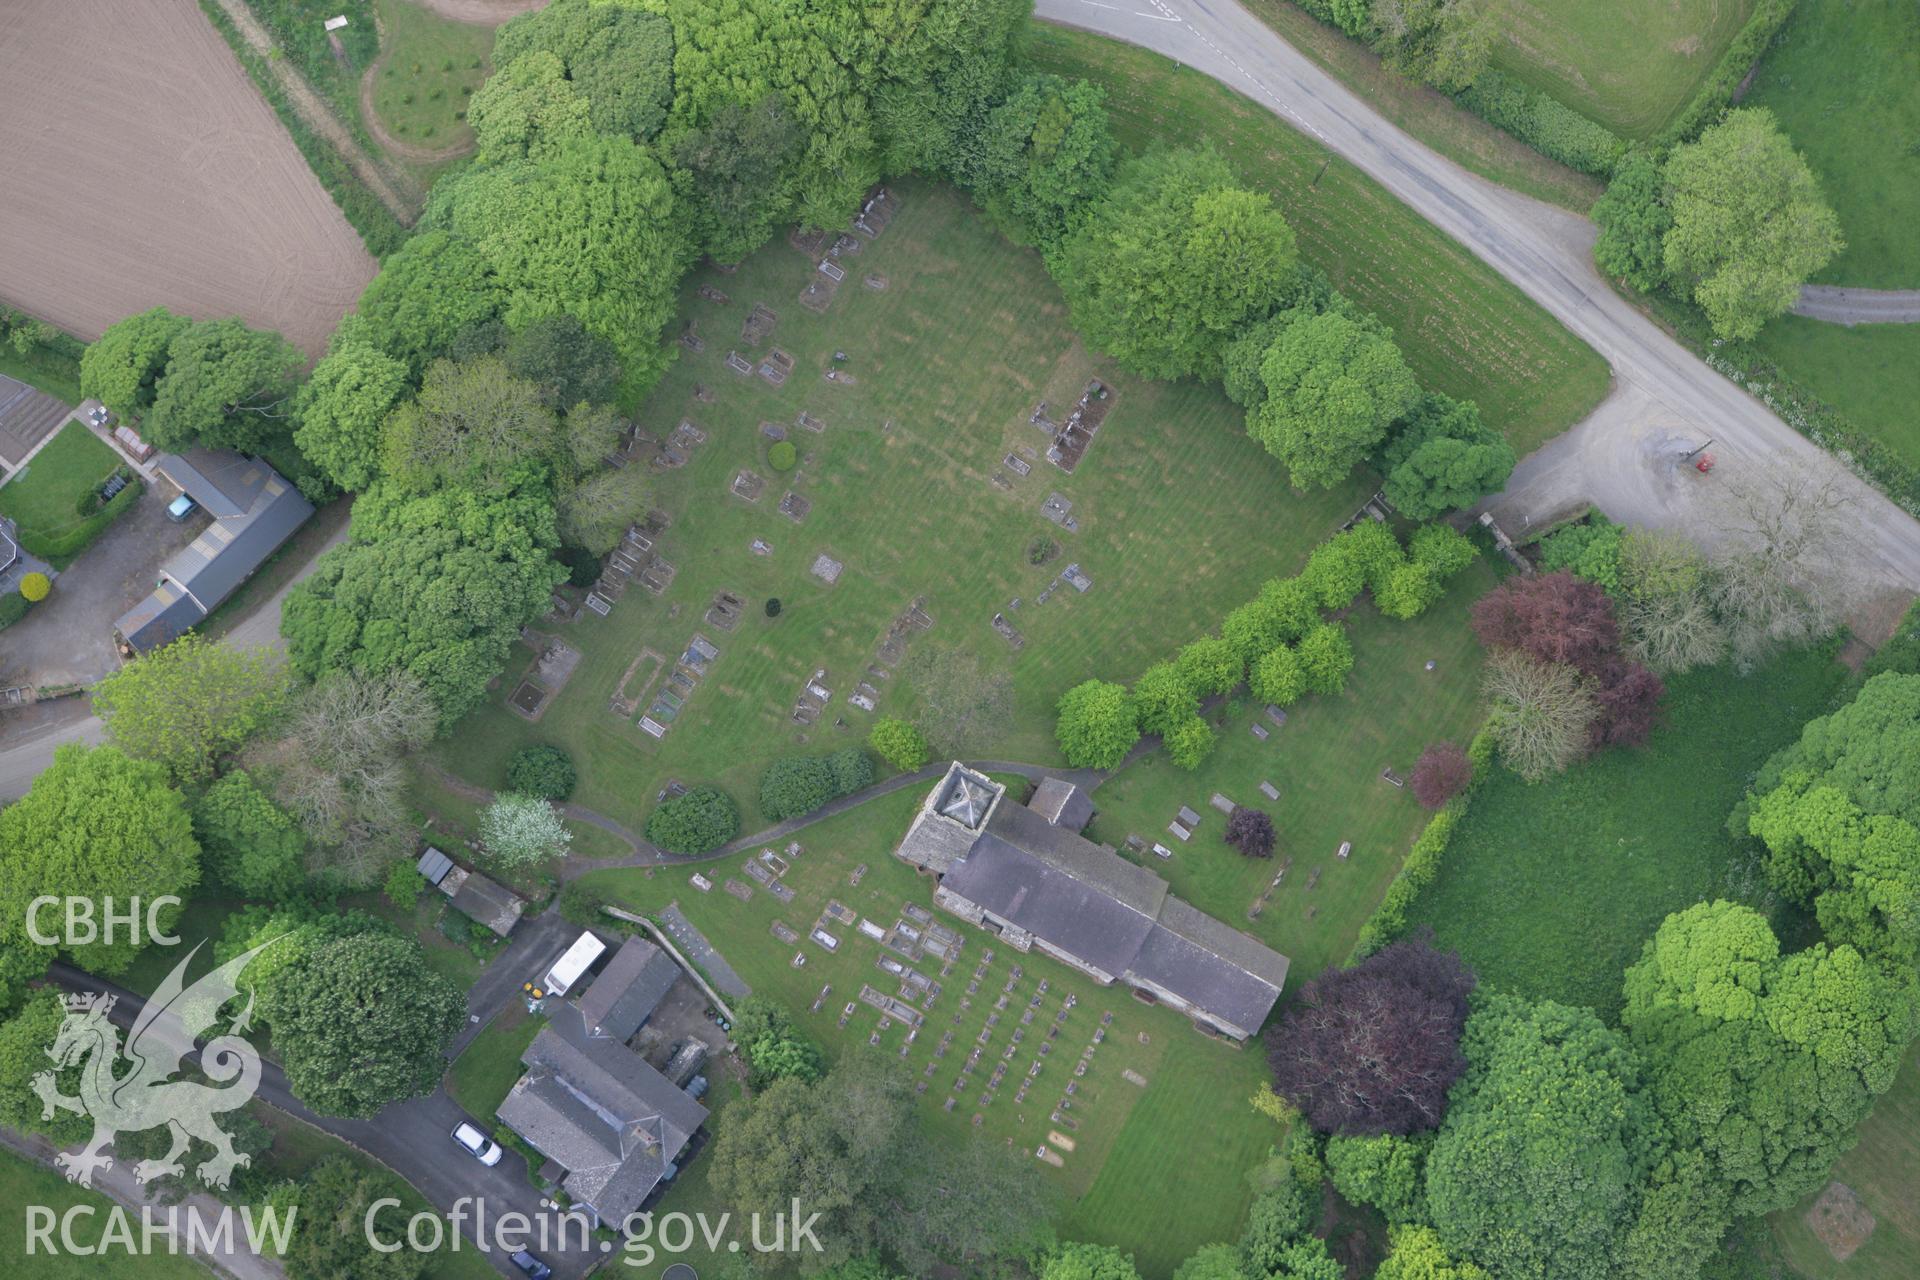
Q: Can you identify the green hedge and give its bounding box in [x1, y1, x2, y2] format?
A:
[1349, 723, 1495, 961]
[0, 592, 30, 632]
[15, 476, 143, 564]
[196, 0, 408, 259]
[1654, 0, 1799, 148]
[1452, 71, 1628, 176]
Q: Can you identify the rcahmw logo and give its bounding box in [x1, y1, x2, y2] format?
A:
[25, 895, 183, 948]
[24, 940, 292, 1256]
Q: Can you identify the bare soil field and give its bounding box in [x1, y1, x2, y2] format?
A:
[0, 0, 376, 356]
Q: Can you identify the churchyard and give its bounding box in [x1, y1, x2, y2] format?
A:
[1087, 573, 1497, 980]
[576, 784, 1274, 1276]
[431, 180, 1375, 822]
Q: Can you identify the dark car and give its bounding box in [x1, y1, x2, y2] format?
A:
[509, 1250, 554, 1280]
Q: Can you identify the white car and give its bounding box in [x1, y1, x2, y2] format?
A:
[451, 1121, 504, 1166]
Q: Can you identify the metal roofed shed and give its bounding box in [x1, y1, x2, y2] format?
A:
[416, 847, 455, 886]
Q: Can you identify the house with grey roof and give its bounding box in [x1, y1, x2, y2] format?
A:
[112, 448, 313, 655]
[496, 939, 707, 1229]
[895, 763, 1291, 1040]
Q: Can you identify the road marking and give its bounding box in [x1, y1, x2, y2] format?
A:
[1145, 0, 1331, 143]
[1077, 0, 1181, 20]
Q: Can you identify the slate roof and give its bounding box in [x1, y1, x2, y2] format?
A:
[1028, 777, 1094, 831]
[416, 847, 454, 885]
[577, 937, 679, 1043]
[940, 833, 1158, 978]
[114, 449, 313, 654]
[899, 762, 1292, 1035]
[497, 1004, 707, 1226]
[449, 871, 527, 937]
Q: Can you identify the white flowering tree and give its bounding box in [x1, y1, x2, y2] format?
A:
[480, 792, 572, 868]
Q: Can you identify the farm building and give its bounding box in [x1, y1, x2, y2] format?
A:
[894, 762, 1291, 1041]
[112, 448, 312, 655]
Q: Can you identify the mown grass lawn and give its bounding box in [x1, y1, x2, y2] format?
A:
[1488, 0, 1754, 140]
[1236, 0, 1604, 213]
[367, 0, 492, 150]
[576, 782, 1273, 1276]
[447, 1003, 544, 1121]
[1087, 556, 1499, 981]
[0, 420, 119, 556]
[430, 179, 1371, 826]
[1401, 645, 1847, 1019]
[1026, 24, 1611, 451]
[1751, 317, 1920, 471]
[1744, 0, 1920, 290]
[1770, 1039, 1920, 1280]
[0, 1149, 216, 1279]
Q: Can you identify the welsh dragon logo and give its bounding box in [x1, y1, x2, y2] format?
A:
[33, 941, 274, 1190]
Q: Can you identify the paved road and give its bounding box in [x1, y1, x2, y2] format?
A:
[1035, 0, 1920, 600]
[0, 522, 348, 802]
[1794, 285, 1920, 326]
[46, 959, 601, 1279]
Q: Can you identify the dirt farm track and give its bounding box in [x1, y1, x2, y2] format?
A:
[0, 0, 375, 357]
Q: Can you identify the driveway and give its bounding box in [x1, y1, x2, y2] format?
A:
[1034, 0, 1920, 603]
[1793, 286, 1920, 326]
[0, 485, 205, 687]
[47, 961, 603, 1280]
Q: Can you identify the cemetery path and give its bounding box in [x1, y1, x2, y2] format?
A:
[1035, 0, 1920, 603]
[428, 758, 1121, 880]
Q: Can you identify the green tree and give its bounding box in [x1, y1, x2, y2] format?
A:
[1171, 1244, 1243, 1280]
[466, 50, 593, 159]
[1410, 523, 1479, 579]
[1247, 310, 1421, 489]
[93, 634, 290, 783]
[732, 996, 827, 1089]
[1164, 714, 1217, 770]
[1054, 679, 1139, 769]
[1540, 521, 1624, 593]
[1251, 644, 1307, 707]
[507, 744, 577, 800]
[1326, 1132, 1429, 1225]
[1042, 1242, 1141, 1280]
[1378, 393, 1513, 519]
[280, 480, 566, 728]
[645, 785, 739, 854]
[348, 230, 504, 377]
[1426, 994, 1659, 1280]
[1375, 562, 1442, 620]
[0, 991, 89, 1144]
[430, 132, 690, 392]
[1376, 1225, 1489, 1280]
[1056, 146, 1299, 380]
[0, 744, 199, 978]
[479, 793, 571, 867]
[868, 718, 931, 772]
[1175, 634, 1245, 697]
[1622, 901, 1919, 1215]
[1297, 623, 1356, 694]
[1132, 661, 1200, 736]
[192, 770, 306, 900]
[503, 313, 623, 410]
[669, 95, 806, 265]
[1663, 108, 1843, 340]
[144, 318, 304, 453]
[294, 339, 410, 492]
[974, 74, 1120, 257]
[80, 307, 191, 419]
[1239, 1173, 1319, 1275]
[1745, 673, 1920, 964]
[1592, 152, 1672, 293]
[275, 932, 467, 1117]
[283, 1157, 426, 1280]
[1371, 0, 1497, 92]
[380, 355, 560, 494]
[761, 754, 845, 821]
[493, 0, 675, 140]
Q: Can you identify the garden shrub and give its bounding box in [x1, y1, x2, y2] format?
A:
[645, 785, 739, 854]
[383, 860, 424, 910]
[768, 439, 797, 471]
[507, 744, 578, 800]
[1539, 520, 1623, 593]
[759, 749, 872, 822]
[19, 572, 50, 603]
[867, 717, 930, 771]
